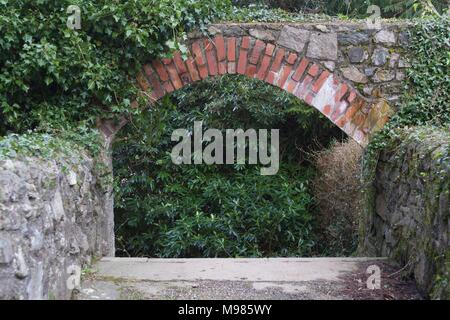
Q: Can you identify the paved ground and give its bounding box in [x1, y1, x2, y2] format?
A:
[77, 257, 421, 300]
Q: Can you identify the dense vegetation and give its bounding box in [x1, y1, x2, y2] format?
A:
[113, 76, 343, 257]
[0, 1, 447, 259]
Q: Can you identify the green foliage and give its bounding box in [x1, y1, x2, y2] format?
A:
[232, 0, 449, 18]
[0, 0, 231, 136]
[365, 17, 449, 161]
[0, 127, 102, 161]
[113, 75, 342, 257]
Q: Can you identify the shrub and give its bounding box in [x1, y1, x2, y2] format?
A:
[113, 75, 342, 258]
[311, 139, 364, 256]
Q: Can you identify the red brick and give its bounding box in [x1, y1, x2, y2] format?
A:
[173, 51, 187, 74]
[192, 41, 206, 66]
[250, 39, 265, 65]
[323, 104, 332, 116]
[335, 116, 347, 128]
[186, 58, 200, 82]
[214, 35, 226, 61]
[161, 58, 172, 65]
[345, 99, 363, 120]
[166, 62, 183, 89]
[285, 78, 298, 93]
[335, 83, 349, 103]
[256, 55, 271, 80]
[292, 58, 309, 81]
[228, 62, 236, 74]
[227, 37, 236, 62]
[241, 36, 250, 49]
[198, 63, 209, 79]
[265, 44, 275, 56]
[312, 70, 330, 93]
[269, 48, 285, 72]
[265, 71, 276, 85]
[237, 49, 248, 75]
[218, 61, 227, 75]
[137, 72, 150, 91]
[307, 64, 320, 76]
[206, 48, 218, 76]
[204, 39, 214, 51]
[278, 64, 293, 89]
[143, 65, 165, 100]
[179, 73, 192, 85]
[286, 53, 297, 65]
[163, 81, 174, 93]
[347, 90, 357, 103]
[294, 75, 313, 98]
[246, 64, 257, 77]
[305, 93, 314, 105]
[352, 112, 365, 127]
[152, 60, 169, 82]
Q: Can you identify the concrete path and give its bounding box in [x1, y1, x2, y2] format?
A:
[78, 257, 421, 300]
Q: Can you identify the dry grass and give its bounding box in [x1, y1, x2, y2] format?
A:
[310, 139, 364, 256]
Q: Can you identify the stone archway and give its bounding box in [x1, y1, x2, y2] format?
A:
[128, 21, 408, 147]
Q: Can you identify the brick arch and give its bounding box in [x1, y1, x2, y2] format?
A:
[135, 35, 392, 146]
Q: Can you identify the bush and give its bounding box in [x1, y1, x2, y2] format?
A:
[0, 0, 231, 136]
[311, 139, 364, 256]
[113, 75, 342, 258]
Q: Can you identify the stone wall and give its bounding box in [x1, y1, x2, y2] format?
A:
[134, 21, 410, 146]
[0, 151, 114, 300]
[360, 127, 449, 299]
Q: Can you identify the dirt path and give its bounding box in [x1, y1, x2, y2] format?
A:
[77, 258, 421, 300]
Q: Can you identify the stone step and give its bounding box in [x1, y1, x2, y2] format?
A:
[95, 257, 386, 282]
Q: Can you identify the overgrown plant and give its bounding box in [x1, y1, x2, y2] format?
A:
[0, 0, 231, 136]
[113, 75, 343, 258]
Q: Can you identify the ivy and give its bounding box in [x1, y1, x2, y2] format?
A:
[0, 0, 231, 136]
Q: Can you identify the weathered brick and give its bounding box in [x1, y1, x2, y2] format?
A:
[294, 75, 313, 98]
[269, 48, 285, 73]
[284, 78, 298, 93]
[137, 72, 150, 91]
[286, 53, 298, 65]
[323, 104, 332, 116]
[228, 62, 236, 74]
[227, 37, 236, 61]
[312, 70, 330, 93]
[173, 51, 188, 74]
[278, 64, 293, 88]
[186, 58, 200, 81]
[161, 58, 172, 65]
[152, 60, 170, 82]
[192, 41, 206, 66]
[198, 64, 209, 79]
[250, 39, 265, 65]
[292, 58, 309, 81]
[256, 55, 271, 80]
[335, 116, 347, 128]
[241, 36, 250, 50]
[166, 62, 183, 89]
[218, 61, 227, 75]
[204, 39, 214, 51]
[143, 65, 165, 100]
[237, 49, 248, 74]
[305, 93, 314, 105]
[335, 83, 349, 103]
[265, 71, 277, 85]
[265, 43, 275, 56]
[163, 81, 174, 93]
[347, 90, 357, 103]
[214, 35, 226, 61]
[206, 48, 218, 76]
[246, 64, 257, 77]
[307, 64, 320, 76]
